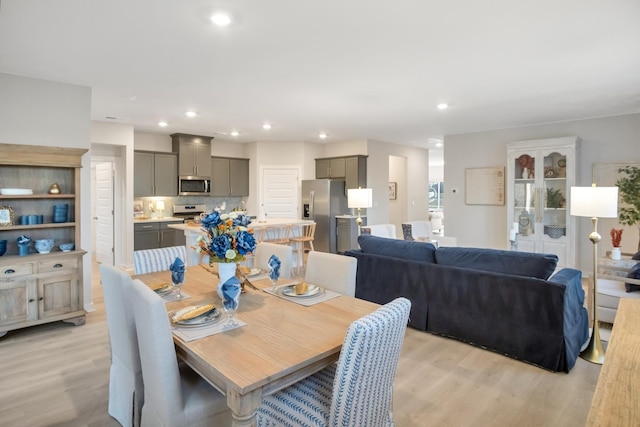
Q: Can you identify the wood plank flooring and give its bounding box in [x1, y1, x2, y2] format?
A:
[0, 264, 601, 427]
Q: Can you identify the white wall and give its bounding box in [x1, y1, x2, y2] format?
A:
[444, 113, 640, 271]
[0, 73, 94, 310]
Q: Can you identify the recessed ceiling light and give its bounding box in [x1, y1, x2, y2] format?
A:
[186, 111, 196, 118]
[230, 131, 239, 137]
[436, 142, 443, 147]
[437, 103, 449, 110]
[262, 123, 272, 130]
[158, 121, 168, 127]
[319, 133, 328, 139]
[211, 13, 231, 26]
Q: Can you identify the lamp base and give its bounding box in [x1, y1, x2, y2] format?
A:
[580, 327, 605, 364]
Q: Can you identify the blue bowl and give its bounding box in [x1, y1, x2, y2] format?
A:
[35, 239, 55, 254]
[59, 243, 75, 252]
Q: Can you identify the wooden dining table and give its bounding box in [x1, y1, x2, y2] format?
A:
[134, 265, 380, 427]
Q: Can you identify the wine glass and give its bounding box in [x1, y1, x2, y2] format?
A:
[222, 283, 241, 327]
[270, 275, 279, 293]
[172, 279, 186, 300]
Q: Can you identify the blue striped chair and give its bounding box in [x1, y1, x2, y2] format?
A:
[133, 245, 186, 275]
[256, 297, 411, 427]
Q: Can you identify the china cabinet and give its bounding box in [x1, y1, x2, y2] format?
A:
[506, 137, 579, 268]
[0, 144, 87, 336]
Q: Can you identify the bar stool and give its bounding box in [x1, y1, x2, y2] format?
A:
[262, 224, 291, 245]
[290, 222, 315, 273]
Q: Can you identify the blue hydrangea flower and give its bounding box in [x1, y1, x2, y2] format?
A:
[201, 211, 222, 230]
[235, 230, 256, 255]
[212, 233, 232, 259]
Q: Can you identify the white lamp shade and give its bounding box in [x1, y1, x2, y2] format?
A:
[156, 200, 165, 210]
[348, 188, 372, 209]
[570, 186, 618, 218]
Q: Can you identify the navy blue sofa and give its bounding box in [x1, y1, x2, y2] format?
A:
[345, 235, 589, 372]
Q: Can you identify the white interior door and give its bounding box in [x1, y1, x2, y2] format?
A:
[261, 168, 300, 219]
[95, 162, 114, 265]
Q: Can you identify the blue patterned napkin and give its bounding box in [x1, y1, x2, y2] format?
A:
[268, 254, 281, 281]
[169, 257, 185, 285]
[222, 277, 241, 310]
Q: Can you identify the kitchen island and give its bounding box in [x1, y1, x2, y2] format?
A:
[168, 218, 314, 266]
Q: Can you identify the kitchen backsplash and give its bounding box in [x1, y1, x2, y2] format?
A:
[135, 196, 246, 218]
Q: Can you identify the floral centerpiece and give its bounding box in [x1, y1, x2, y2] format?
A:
[194, 211, 257, 263]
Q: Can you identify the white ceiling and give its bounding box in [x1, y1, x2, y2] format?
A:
[1, 0, 639, 149]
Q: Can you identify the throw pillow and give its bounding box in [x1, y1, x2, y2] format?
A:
[434, 247, 558, 280]
[625, 263, 640, 292]
[632, 251, 640, 261]
[357, 234, 437, 263]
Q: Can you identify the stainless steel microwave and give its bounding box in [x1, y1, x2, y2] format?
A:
[178, 176, 210, 196]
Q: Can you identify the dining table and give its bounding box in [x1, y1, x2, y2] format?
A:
[133, 264, 380, 427]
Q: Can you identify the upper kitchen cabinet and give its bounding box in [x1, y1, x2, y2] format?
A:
[171, 133, 212, 177]
[134, 151, 177, 197]
[316, 155, 367, 189]
[211, 157, 249, 197]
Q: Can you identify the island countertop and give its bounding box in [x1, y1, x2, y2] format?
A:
[167, 218, 314, 232]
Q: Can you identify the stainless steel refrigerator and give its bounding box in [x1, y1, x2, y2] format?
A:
[301, 179, 347, 253]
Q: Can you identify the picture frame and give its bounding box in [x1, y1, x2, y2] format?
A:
[0, 206, 14, 226]
[388, 182, 397, 200]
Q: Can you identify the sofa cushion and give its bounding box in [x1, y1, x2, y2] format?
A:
[357, 234, 436, 263]
[625, 263, 640, 292]
[632, 251, 640, 261]
[434, 247, 558, 280]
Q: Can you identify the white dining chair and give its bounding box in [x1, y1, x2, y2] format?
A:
[99, 264, 143, 427]
[130, 279, 232, 427]
[305, 251, 357, 297]
[253, 242, 294, 279]
[133, 245, 186, 274]
[256, 297, 411, 427]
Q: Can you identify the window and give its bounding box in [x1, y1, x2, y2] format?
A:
[429, 181, 444, 211]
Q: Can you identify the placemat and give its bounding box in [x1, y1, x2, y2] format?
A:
[263, 283, 341, 306]
[161, 291, 191, 302]
[172, 318, 246, 342]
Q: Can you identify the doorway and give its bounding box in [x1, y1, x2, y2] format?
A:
[260, 167, 301, 219]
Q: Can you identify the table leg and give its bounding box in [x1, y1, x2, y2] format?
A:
[227, 388, 263, 427]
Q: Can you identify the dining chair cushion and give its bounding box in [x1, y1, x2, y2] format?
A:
[256, 297, 411, 427]
[133, 245, 186, 275]
[305, 251, 357, 297]
[100, 264, 144, 427]
[254, 242, 294, 279]
[130, 279, 231, 426]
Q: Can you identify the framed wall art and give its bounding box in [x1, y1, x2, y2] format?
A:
[388, 182, 397, 200]
[465, 167, 505, 205]
[0, 206, 14, 226]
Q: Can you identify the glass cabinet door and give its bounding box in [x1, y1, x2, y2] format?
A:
[514, 153, 537, 238]
[542, 151, 567, 240]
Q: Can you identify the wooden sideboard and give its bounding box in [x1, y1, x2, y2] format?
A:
[587, 298, 640, 425]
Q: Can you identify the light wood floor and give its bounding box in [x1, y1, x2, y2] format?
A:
[0, 264, 601, 427]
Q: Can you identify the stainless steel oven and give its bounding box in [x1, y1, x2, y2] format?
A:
[178, 176, 210, 196]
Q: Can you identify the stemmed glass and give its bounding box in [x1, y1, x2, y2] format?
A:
[222, 283, 241, 328]
[172, 280, 186, 300]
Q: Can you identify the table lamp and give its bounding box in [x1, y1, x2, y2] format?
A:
[570, 184, 618, 364]
[347, 187, 372, 232]
[156, 200, 165, 218]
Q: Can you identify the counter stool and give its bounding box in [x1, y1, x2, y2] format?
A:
[290, 222, 315, 273]
[262, 224, 291, 245]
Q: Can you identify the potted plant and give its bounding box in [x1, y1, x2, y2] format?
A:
[546, 187, 564, 209]
[610, 228, 623, 260]
[616, 166, 640, 252]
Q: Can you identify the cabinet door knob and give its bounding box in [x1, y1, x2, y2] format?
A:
[28, 298, 35, 303]
[38, 297, 44, 301]
[53, 263, 63, 268]
[4, 269, 15, 274]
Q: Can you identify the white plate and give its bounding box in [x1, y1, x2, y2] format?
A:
[247, 268, 264, 277]
[281, 283, 324, 298]
[0, 188, 33, 195]
[153, 284, 173, 296]
[170, 306, 221, 328]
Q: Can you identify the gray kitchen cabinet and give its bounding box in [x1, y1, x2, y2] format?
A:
[336, 216, 366, 253]
[345, 155, 367, 190]
[315, 157, 346, 179]
[134, 151, 177, 197]
[134, 220, 185, 250]
[210, 157, 249, 197]
[316, 155, 367, 189]
[171, 133, 212, 177]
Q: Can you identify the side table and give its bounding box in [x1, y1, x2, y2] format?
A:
[597, 256, 640, 323]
